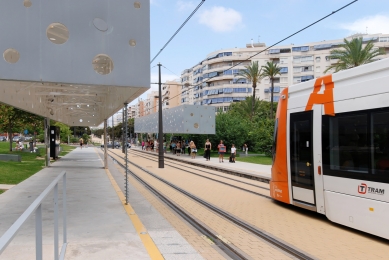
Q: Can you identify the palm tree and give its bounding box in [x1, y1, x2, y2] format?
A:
[261, 61, 281, 119]
[229, 96, 260, 119]
[324, 37, 384, 73]
[238, 61, 262, 119]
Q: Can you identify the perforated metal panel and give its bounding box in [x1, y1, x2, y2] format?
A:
[135, 105, 216, 134]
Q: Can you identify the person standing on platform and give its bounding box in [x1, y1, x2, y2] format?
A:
[204, 139, 211, 161]
[230, 144, 236, 163]
[142, 140, 145, 150]
[190, 141, 197, 159]
[243, 143, 248, 154]
[79, 138, 84, 149]
[176, 141, 181, 156]
[217, 140, 226, 163]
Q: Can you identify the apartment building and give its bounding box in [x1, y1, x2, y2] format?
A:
[144, 91, 159, 115]
[129, 105, 137, 119]
[162, 79, 181, 110]
[180, 33, 389, 111]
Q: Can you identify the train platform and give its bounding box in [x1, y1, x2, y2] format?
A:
[0, 147, 203, 259]
[131, 146, 271, 181]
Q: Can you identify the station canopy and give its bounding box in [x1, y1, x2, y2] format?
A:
[0, 0, 150, 126]
[135, 105, 216, 134]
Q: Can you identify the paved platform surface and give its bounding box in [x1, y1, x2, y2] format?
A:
[0, 147, 202, 259]
[0, 184, 15, 190]
[132, 146, 271, 180]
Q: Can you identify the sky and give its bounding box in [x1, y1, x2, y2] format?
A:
[122, 0, 389, 112]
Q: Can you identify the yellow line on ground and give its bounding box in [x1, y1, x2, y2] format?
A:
[94, 148, 164, 260]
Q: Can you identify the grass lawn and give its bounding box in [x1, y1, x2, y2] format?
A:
[0, 190, 5, 194]
[60, 144, 76, 156]
[235, 155, 273, 165]
[0, 142, 46, 185]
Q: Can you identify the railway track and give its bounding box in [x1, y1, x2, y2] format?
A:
[107, 149, 314, 260]
[127, 149, 271, 197]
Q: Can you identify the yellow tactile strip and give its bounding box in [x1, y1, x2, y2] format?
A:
[111, 162, 226, 260]
[113, 149, 389, 260]
[109, 151, 293, 259]
[95, 148, 164, 260]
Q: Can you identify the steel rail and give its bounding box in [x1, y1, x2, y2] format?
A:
[108, 152, 314, 260]
[129, 149, 270, 190]
[108, 154, 249, 260]
[112, 150, 270, 198]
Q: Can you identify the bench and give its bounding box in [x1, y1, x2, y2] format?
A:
[0, 154, 21, 162]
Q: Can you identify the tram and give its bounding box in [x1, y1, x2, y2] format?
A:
[270, 58, 389, 240]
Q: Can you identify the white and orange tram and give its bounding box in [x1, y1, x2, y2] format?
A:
[270, 58, 389, 240]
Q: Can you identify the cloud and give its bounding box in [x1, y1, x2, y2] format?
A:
[198, 6, 243, 32]
[340, 14, 389, 35]
[176, 0, 196, 11]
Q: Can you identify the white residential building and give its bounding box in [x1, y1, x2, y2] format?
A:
[180, 33, 389, 111]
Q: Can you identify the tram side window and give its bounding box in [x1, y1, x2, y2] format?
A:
[372, 112, 389, 175]
[322, 109, 389, 183]
[329, 114, 368, 172]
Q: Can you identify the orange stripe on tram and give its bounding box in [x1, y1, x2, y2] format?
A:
[305, 75, 335, 116]
[270, 88, 290, 204]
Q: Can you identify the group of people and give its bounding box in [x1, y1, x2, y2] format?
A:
[141, 140, 167, 153]
[204, 139, 236, 163]
[140, 138, 240, 163]
[14, 140, 24, 151]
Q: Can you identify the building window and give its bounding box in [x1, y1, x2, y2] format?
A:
[269, 49, 280, 54]
[316, 66, 321, 73]
[280, 67, 288, 74]
[301, 75, 314, 82]
[316, 56, 321, 62]
[293, 66, 313, 73]
[292, 46, 309, 52]
[223, 70, 233, 75]
[280, 77, 288, 83]
[379, 37, 389, 42]
[293, 56, 314, 63]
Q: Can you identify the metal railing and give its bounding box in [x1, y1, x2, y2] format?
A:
[0, 171, 67, 260]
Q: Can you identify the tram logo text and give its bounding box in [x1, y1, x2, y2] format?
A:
[358, 183, 384, 195]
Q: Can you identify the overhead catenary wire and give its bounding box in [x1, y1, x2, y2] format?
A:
[149, 0, 358, 111]
[150, 0, 206, 65]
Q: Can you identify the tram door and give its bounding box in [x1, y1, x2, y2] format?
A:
[290, 111, 316, 207]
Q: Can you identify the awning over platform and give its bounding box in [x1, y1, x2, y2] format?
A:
[0, 0, 150, 126]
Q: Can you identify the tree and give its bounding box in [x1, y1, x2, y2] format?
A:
[209, 111, 248, 152]
[52, 121, 72, 143]
[324, 37, 384, 73]
[261, 61, 281, 119]
[229, 96, 276, 120]
[0, 104, 30, 151]
[238, 61, 262, 120]
[25, 114, 44, 145]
